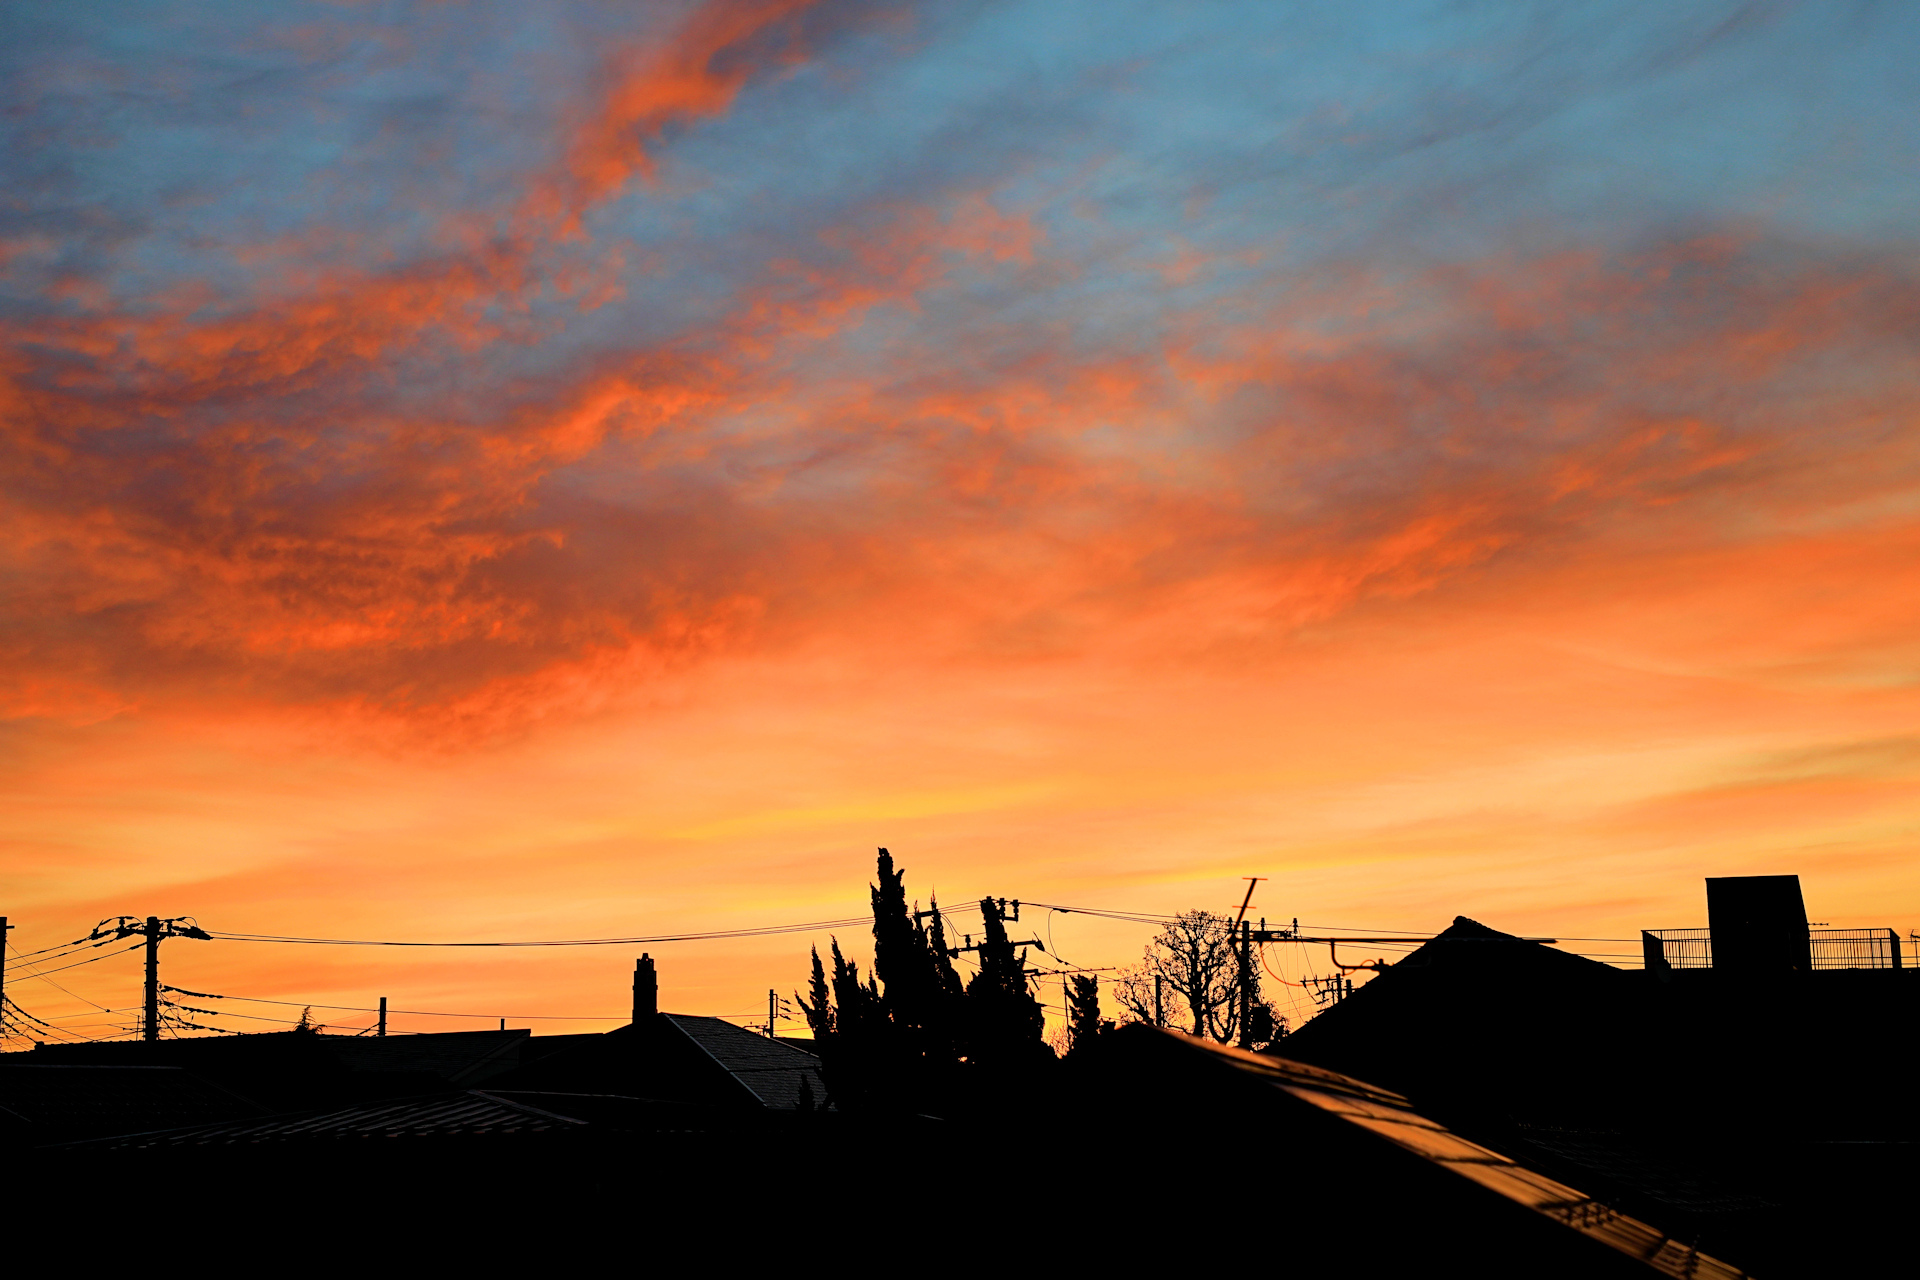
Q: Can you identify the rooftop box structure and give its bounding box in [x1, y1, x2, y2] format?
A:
[1704, 875, 1809, 976]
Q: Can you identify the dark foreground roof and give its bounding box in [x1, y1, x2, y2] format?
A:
[1238, 1051, 1740, 1278]
[1072, 1025, 1747, 1279]
[0, 1064, 264, 1143]
[1274, 913, 1918, 1272]
[17, 1027, 535, 1111]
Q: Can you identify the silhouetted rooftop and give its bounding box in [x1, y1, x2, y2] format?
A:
[18, 1027, 535, 1111]
[0, 1064, 264, 1143]
[1073, 1025, 1746, 1278]
[1274, 911, 1919, 1273]
[664, 1013, 823, 1109]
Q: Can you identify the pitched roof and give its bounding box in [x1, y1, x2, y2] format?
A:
[314, 1029, 529, 1085]
[663, 1014, 825, 1109]
[1278, 914, 1638, 1123]
[19, 1027, 535, 1102]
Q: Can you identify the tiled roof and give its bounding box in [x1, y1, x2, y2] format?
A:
[664, 1015, 825, 1110]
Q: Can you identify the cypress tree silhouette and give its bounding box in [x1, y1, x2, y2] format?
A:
[828, 939, 882, 1041]
[796, 946, 835, 1042]
[964, 896, 1048, 1069]
[803, 850, 1055, 1111]
[871, 848, 938, 1037]
[1066, 973, 1107, 1056]
[817, 938, 890, 1107]
[921, 892, 969, 1069]
[925, 896, 964, 1001]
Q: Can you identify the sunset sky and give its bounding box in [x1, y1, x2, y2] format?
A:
[4, 1, 1917, 1039]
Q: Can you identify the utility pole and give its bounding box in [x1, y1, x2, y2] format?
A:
[1231, 879, 1264, 1049]
[377, 996, 388, 1037]
[1153, 971, 1163, 1028]
[1237, 919, 1253, 1048]
[93, 916, 212, 1041]
[0, 915, 10, 1040]
[763, 991, 793, 1038]
[143, 917, 160, 1041]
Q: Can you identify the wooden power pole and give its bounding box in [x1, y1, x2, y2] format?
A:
[142, 916, 161, 1041]
[92, 915, 212, 1040]
[1244, 924, 1259, 1043]
[1232, 879, 1264, 1048]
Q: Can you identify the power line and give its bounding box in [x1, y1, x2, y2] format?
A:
[5, 940, 117, 1022]
[1035, 905, 1652, 945]
[2, 935, 97, 965]
[2, 995, 125, 1043]
[17, 1005, 133, 1023]
[158, 1001, 310, 1028]
[6, 942, 144, 982]
[161, 988, 624, 1022]
[1025, 902, 1178, 925]
[4, 941, 110, 972]
[203, 913, 890, 948]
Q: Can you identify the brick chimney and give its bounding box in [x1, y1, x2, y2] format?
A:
[633, 953, 657, 1022]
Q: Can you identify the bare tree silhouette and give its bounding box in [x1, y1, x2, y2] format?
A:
[1113, 910, 1282, 1047]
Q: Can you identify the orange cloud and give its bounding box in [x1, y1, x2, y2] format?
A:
[543, 0, 835, 231]
[4, 209, 1916, 759]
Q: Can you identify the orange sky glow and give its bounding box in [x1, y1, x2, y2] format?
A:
[3, 1, 1917, 1041]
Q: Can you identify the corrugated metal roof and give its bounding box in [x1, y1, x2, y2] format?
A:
[664, 1014, 825, 1110]
[54, 1088, 757, 1150]
[0, 1064, 264, 1139]
[67, 1089, 589, 1148]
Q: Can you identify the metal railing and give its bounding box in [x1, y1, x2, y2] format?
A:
[1642, 928, 1711, 969]
[1642, 927, 1906, 971]
[1810, 928, 1903, 971]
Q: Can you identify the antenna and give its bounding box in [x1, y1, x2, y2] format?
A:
[1233, 878, 1265, 927]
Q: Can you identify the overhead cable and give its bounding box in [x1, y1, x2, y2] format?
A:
[204, 913, 888, 948]
[169, 990, 623, 1021]
[2, 935, 97, 964]
[6, 942, 144, 981]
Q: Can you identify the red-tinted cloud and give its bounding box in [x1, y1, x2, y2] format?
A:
[7, 217, 1913, 743]
[545, 0, 830, 230]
